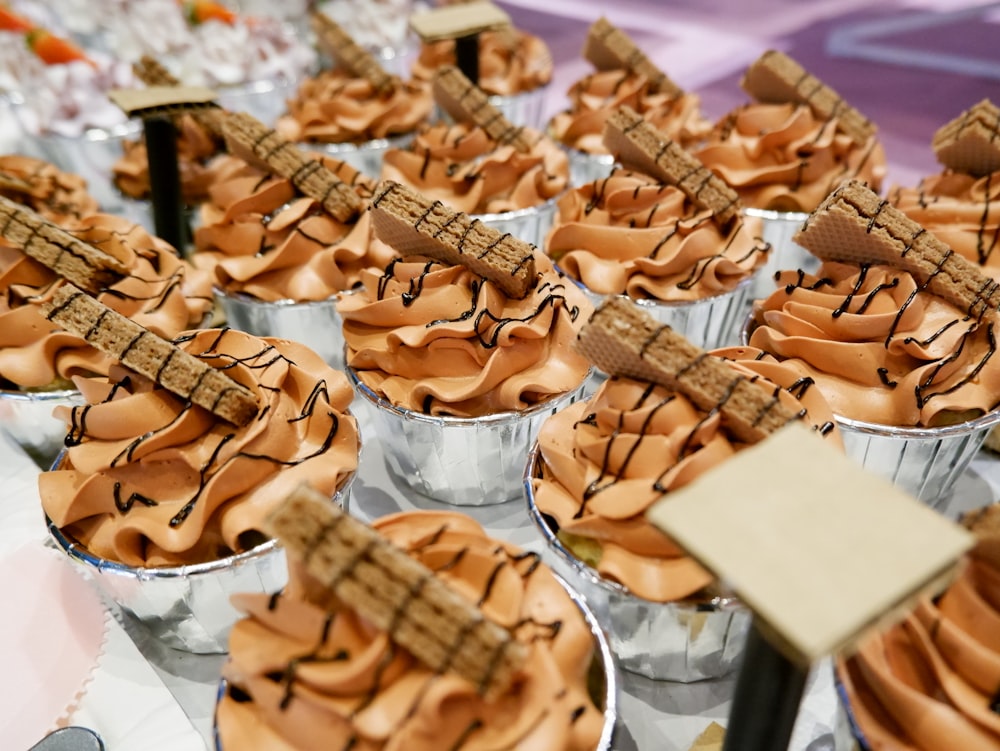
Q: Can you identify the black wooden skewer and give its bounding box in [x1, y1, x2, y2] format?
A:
[455, 33, 480, 85]
[144, 115, 187, 254]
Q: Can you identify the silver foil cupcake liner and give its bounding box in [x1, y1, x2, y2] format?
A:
[475, 196, 559, 248]
[489, 85, 550, 130]
[564, 146, 616, 188]
[215, 287, 348, 368]
[216, 77, 303, 130]
[213, 570, 619, 751]
[0, 387, 81, 469]
[46, 478, 354, 654]
[304, 131, 415, 179]
[348, 366, 590, 505]
[743, 207, 814, 300]
[525, 446, 751, 682]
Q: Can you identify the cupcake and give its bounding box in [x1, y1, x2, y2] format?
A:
[338, 180, 593, 505]
[381, 65, 569, 247]
[545, 106, 768, 350]
[193, 115, 392, 366]
[39, 323, 360, 653]
[746, 180, 1000, 506]
[837, 503, 1000, 749]
[216, 493, 617, 750]
[527, 296, 841, 681]
[547, 17, 712, 187]
[273, 13, 433, 179]
[695, 50, 887, 298]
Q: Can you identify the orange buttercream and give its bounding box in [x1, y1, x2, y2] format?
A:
[545, 168, 768, 301]
[411, 29, 552, 97]
[548, 70, 711, 155]
[0, 154, 98, 224]
[193, 156, 392, 302]
[380, 121, 569, 215]
[216, 509, 606, 751]
[338, 252, 592, 417]
[531, 351, 840, 603]
[695, 103, 887, 212]
[0, 213, 213, 390]
[748, 261, 1000, 427]
[274, 68, 432, 144]
[38, 328, 359, 568]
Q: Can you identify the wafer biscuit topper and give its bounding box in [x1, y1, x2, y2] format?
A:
[931, 98, 1000, 177]
[42, 285, 259, 427]
[602, 105, 741, 227]
[311, 12, 399, 96]
[584, 17, 681, 98]
[370, 180, 537, 299]
[267, 483, 529, 700]
[432, 65, 534, 153]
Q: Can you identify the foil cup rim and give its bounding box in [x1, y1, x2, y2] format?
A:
[472, 192, 561, 224]
[523, 443, 743, 613]
[832, 667, 873, 750]
[213, 285, 356, 308]
[0, 386, 80, 402]
[742, 206, 811, 223]
[346, 364, 592, 428]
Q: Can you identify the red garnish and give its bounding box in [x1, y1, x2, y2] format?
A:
[0, 6, 35, 32]
[183, 0, 238, 25]
[26, 28, 92, 66]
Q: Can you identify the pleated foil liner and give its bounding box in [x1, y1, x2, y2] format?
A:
[47, 462, 355, 654]
[0, 387, 82, 470]
[305, 131, 415, 180]
[475, 196, 560, 248]
[348, 367, 591, 506]
[524, 446, 751, 683]
[212, 570, 620, 751]
[563, 146, 616, 188]
[743, 207, 814, 300]
[215, 287, 347, 368]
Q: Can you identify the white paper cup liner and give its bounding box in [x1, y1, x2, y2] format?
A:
[47, 454, 355, 653]
[212, 570, 619, 750]
[302, 131, 415, 179]
[743, 207, 814, 300]
[525, 445, 750, 682]
[0, 387, 81, 469]
[215, 287, 347, 368]
[348, 365, 590, 505]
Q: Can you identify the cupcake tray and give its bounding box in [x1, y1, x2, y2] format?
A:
[7, 393, 996, 750]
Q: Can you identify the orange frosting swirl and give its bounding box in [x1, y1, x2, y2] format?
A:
[545, 168, 768, 301]
[216, 509, 606, 751]
[748, 261, 1000, 426]
[547, 71, 712, 155]
[531, 352, 839, 603]
[695, 103, 887, 212]
[0, 214, 213, 390]
[274, 69, 432, 144]
[411, 29, 552, 97]
[112, 113, 224, 202]
[891, 172, 1000, 275]
[38, 328, 360, 568]
[193, 156, 392, 302]
[0, 154, 98, 224]
[380, 122, 569, 215]
[338, 253, 593, 417]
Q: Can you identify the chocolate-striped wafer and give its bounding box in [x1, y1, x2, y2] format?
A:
[42, 285, 258, 426]
[267, 483, 529, 701]
[583, 17, 681, 98]
[576, 296, 802, 444]
[0, 171, 38, 198]
[932, 99, 1000, 177]
[0, 196, 127, 294]
[741, 50, 875, 147]
[311, 12, 399, 96]
[221, 111, 363, 223]
[603, 105, 741, 226]
[432, 66, 533, 153]
[794, 179, 1000, 320]
[370, 180, 536, 298]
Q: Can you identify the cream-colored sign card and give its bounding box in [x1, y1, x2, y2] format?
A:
[108, 85, 218, 116]
[409, 0, 510, 42]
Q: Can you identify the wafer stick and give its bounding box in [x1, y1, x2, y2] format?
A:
[0, 171, 38, 197]
[432, 65, 533, 153]
[583, 17, 681, 98]
[42, 285, 259, 426]
[131, 56, 227, 136]
[576, 296, 802, 443]
[370, 180, 536, 298]
[603, 105, 741, 226]
[267, 483, 529, 701]
[311, 12, 399, 95]
[222, 112, 363, 223]
[0, 195, 127, 294]
[741, 50, 875, 147]
[794, 179, 1000, 320]
[932, 99, 1000, 177]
